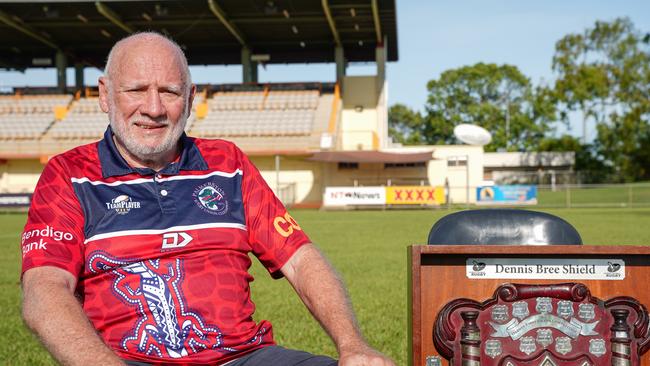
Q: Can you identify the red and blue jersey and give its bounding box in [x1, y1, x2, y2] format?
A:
[21, 127, 310, 365]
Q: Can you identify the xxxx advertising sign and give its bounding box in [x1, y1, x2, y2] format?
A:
[324, 186, 445, 207]
[385, 186, 445, 205]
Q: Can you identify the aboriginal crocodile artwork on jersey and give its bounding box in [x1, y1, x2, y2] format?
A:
[88, 251, 234, 358]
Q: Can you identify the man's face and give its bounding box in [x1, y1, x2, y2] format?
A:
[99, 40, 194, 164]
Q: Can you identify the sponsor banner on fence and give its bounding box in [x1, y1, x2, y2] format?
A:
[324, 187, 385, 206]
[385, 186, 445, 205]
[0, 193, 32, 207]
[477, 185, 537, 205]
[466, 258, 625, 280]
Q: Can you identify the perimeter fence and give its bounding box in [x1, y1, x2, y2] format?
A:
[534, 183, 650, 208]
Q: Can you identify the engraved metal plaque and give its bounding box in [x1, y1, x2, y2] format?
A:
[536, 297, 553, 314]
[589, 338, 606, 357]
[491, 305, 509, 322]
[485, 339, 502, 358]
[425, 356, 442, 366]
[578, 303, 595, 321]
[513, 301, 530, 320]
[557, 300, 574, 319]
[536, 328, 553, 348]
[519, 336, 536, 355]
[555, 336, 572, 355]
[539, 355, 560, 366]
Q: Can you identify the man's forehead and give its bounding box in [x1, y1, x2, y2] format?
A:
[109, 38, 185, 76]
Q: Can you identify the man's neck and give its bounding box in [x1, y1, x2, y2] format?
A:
[113, 136, 180, 172]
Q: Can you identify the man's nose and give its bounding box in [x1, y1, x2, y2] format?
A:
[140, 88, 166, 118]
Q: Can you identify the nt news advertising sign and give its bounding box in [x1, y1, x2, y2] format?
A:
[0, 194, 32, 207]
[324, 187, 385, 206]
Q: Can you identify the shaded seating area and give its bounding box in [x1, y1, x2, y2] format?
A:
[0, 94, 71, 140]
[190, 89, 320, 138]
[48, 97, 107, 140]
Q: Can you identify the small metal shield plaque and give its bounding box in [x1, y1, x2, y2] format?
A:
[491, 305, 509, 322]
[536, 328, 553, 348]
[426, 356, 442, 366]
[589, 338, 606, 357]
[555, 336, 572, 355]
[485, 339, 502, 358]
[578, 303, 595, 321]
[520, 336, 536, 355]
[557, 300, 574, 319]
[536, 297, 553, 314]
[513, 301, 530, 320]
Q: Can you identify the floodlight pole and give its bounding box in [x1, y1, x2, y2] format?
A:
[465, 154, 470, 209]
[275, 154, 281, 201]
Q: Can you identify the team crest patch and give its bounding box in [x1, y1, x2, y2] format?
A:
[192, 183, 228, 215]
[106, 195, 141, 215]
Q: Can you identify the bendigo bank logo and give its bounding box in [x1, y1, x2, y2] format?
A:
[106, 195, 141, 215]
[274, 212, 302, 237]
[192, 182, 228, 215]
[21, 225, 75, 257]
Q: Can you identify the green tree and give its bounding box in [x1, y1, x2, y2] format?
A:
[388, 103, 426, 145]
[538, 135, 610, 183]
[553, 17, 650, 181]
[401, 63, 556, 151]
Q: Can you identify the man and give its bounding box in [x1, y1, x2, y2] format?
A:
[21, 32, 394, 366]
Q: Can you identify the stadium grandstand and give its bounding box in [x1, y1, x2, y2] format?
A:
[0, 1, 570, 208]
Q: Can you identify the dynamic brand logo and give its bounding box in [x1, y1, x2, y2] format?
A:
[21, 225, 75, 257]
[273, 212, 302, 237]
[162, 232, 193, 250]
[106, 195, 141, 215]
[192, 183, 228, 216]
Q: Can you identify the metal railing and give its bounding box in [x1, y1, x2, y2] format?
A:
[535, 183, 650, 208]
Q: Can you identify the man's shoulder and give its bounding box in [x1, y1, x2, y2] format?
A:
[190, 136, 248, 169]
[191, 136, 240, 151]
[47, 141, 101, 175]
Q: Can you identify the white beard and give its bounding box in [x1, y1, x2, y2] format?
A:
[108, 99, 189, 162]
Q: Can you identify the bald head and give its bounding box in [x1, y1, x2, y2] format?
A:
[104, 32, 191, 93]
[98, 31, 197, 171]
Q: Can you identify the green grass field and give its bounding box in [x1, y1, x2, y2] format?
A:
[3, 208, 650, 365]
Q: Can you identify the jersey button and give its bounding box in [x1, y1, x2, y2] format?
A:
[156, 174, 163, 179]
[160, 189, 168, 196]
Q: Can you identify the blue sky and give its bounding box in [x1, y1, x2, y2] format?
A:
[1, 0, 649, 139]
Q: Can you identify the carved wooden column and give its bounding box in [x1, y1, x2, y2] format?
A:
[460, 311, 481, 366]
[610, 309, 631, 366]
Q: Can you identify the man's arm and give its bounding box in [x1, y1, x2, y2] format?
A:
[280, 244, 395, 366]
[22, 266, 124, 366]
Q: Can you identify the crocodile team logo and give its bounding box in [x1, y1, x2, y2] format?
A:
[192, 183, 228, 216]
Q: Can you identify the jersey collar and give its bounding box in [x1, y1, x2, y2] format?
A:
[98, 126, 209, 178]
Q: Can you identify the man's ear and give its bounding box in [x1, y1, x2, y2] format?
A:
[187, 84, 197, 111]
[98, 76, 110, 113]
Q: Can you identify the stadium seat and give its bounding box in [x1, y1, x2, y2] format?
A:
[427, 209, 582, 245]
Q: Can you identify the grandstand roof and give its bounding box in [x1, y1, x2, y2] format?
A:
[0, 0, 398, 71]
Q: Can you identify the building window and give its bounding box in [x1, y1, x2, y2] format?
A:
[447, 156, 467, 167]
[338, 162, 359, 170]
[384, 162, 426, 169]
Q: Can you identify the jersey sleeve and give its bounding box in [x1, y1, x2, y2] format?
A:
[238, 149, 310, 278]
[21, 156, 85, 279]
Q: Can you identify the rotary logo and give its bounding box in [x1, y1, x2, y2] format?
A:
[192, 182, 228, 215]
[106, 195, 141, 215]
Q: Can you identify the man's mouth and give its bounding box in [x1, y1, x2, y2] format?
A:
[134, 122, 167, 129]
